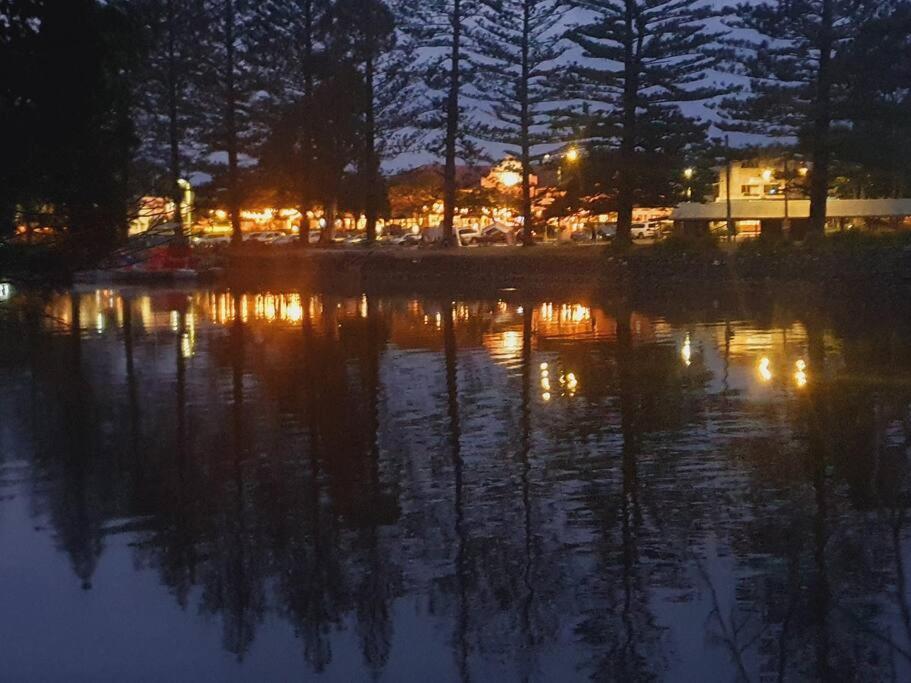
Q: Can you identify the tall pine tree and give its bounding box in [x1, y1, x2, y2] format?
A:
[333, 0, 417, 244]
[474, 0, 568, 246]
[249, 0, 330, 244]
[400, 0, 479, 246]
[835, 1, 911, 198]
[565, 0, 724, 243]
[720, 0, 878, 236]
[197, 0, 257, 245]
[0, 0, 42, 236]
[15, 0, 139, 242]
[133, 0, 207, 236]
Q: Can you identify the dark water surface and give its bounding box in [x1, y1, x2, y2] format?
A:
[2, 285, 911, 681]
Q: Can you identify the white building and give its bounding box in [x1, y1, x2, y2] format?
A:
[673, 157, 911, 238]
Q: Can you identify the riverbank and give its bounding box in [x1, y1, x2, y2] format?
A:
[225, 234, 911, 297]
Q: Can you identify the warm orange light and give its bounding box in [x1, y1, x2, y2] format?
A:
[794, 359, 808, 388]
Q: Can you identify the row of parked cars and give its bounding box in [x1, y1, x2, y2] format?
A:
[571, 221, 667, 242]
[190, 230, 424, 248]
[189, 220, 671, 249]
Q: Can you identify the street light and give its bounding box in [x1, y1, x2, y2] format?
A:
[566, 147, 580, 163]
[177, 178, 194, 231]
[683, 167, 694, 200]
[499, 170, 522, 188]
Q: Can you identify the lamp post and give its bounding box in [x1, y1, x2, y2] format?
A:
[724, 135, 735, 241]
[563, 147, 583, 242]
[176, 178, 193, 238]
[683, 167, 694, 201]
[782, 159, 791, 235]
[566, 147, 594, 241]
[780, 158, 808, 238]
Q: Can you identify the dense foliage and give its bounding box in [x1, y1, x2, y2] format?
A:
[1, 0, 910, 246]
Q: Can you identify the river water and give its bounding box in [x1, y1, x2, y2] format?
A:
[1, 285, 910, 681]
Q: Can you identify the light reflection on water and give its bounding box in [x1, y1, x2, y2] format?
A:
[1, 286, 911, 681]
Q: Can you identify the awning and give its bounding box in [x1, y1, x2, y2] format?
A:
[671, 198, 911, 221]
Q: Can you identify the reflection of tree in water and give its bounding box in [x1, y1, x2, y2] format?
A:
[575, 307, 666, 682]
[197, 294, 267, 657]
[355, 296, 399, 673]
[12, 289, 911, 679]
[255, 294, 402, 672]
[28, 295, 111, 590]
[712, 315, 911, 681]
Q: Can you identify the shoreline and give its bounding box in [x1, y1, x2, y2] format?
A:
[223, 240, 911, 296]
[4, 237, 910, 303]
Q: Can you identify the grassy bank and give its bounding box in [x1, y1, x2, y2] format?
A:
[226, 232, 911, 296]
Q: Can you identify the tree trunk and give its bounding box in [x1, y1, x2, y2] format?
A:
[808, 0, 833, 238]
[166, 0, 183, 238]
[442, 0, 462, 248]
[364, 50, 380, 245]
[616, 0, 640, 245]
[322, 194, 337, 245]
[225, 0, 242, 247]
[299, 0, 314, 247]
[520, 0, 533, 247]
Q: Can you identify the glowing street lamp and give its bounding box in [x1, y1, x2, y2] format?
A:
[499, 170, 522, 188]
[683, 167, 694, 200]
[176, 178, 194, 232]
[566, 147, 580, 163]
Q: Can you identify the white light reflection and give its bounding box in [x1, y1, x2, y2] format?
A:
[794, 359, 808, 389]
[758, 357, 773, 383]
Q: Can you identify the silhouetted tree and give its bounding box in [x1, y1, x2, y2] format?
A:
[400, 0, 480, 246]
[564, 0, 724, 243]
[474, 0, 568, 245]
[835, 1, 911, 198]
[720, 0, 879, 236]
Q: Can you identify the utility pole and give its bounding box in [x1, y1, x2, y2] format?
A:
[783, 156, 791, 237]
[725, 135, 734, 241]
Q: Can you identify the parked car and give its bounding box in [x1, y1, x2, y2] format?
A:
[571, 229, 593, 242]
[271, 234, 300, 246]
[392, 233, 423, 246]
[477, 224, 512, 245]
[191, 233, 231, 248]
[244, 231, 285, 243]
[630, 222, 660, 240]
[457, 227, 482, 246]
[596, 223, 617, 241]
